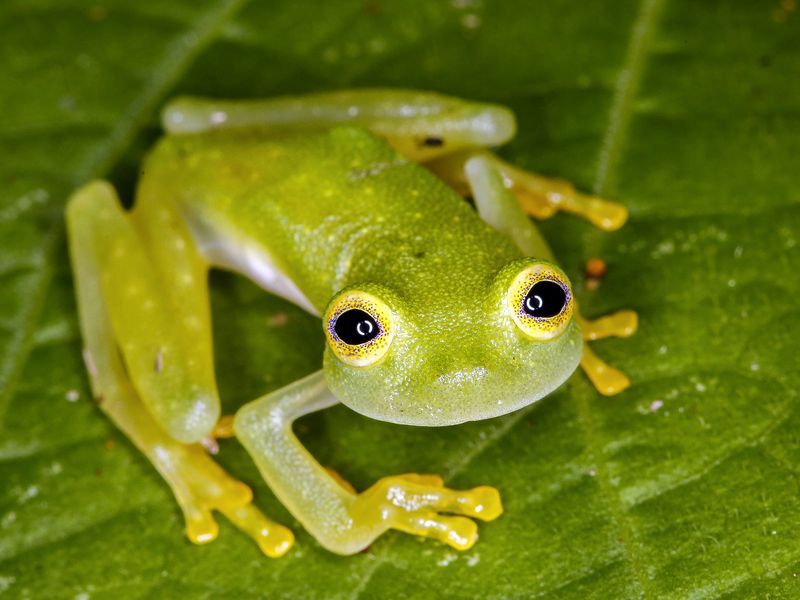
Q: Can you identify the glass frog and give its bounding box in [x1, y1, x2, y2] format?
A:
[66, 90, 637, 557]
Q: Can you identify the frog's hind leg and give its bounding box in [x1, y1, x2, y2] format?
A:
[463, 157, 637, 395]
[161, 90, 516, 164]
[66, 181, 294, 557]
[159, 90, 626, 230]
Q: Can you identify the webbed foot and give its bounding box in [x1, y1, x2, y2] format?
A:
[427, 151, 628, 231]
[351, 474, 502, 550]
[578, 310, 638, 395]
[164, 440, 295, 558]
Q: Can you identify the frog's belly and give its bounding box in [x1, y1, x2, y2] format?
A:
[185, 208, 320, 315]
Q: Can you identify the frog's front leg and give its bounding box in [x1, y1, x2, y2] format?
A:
[66, 182, 293, 557]
[427, 151, 628, 231]
[234, 371, 502, 554]
[464, 156, 637, 395]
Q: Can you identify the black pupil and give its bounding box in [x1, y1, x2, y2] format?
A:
[333, 309, 380, 345]
[523, 280, 567, 318]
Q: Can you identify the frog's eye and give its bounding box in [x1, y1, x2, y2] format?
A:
[508, 264, 574, 341]
[333, 309, 380, 345]
[324, 291, 395, 367]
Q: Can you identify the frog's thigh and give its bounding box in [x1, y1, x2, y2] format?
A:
[428, 150, 628, 231]
[464, 157, 637, 396]
[66, 181, 293, 557]
[161, 89, 515, 162]
[67, 181, 218, 443]
[234, 372, 502, 555]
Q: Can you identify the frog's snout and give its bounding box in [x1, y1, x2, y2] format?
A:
[434, 365, 491, 388]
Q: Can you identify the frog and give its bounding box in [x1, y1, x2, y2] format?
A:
[66, 89, 637, 557]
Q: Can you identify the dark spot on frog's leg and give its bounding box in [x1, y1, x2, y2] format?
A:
[413, 251, 426, 259]
[420, 136, 444, 147]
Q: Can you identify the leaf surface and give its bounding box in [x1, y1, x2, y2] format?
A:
[1, 0, 799, 597]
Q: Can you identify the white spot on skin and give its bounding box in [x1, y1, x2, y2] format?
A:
[751, 362, 760, 372]
[650, 400, 664, 412]
[728, 279, 736, 287]
[734, 246, 743, 258]
[467, 552, 480, 566]
[65, 389, 80, 402]
[210, 111, 228, 125]
[695, 382, 706, 392]
[658, 345, 668, 354]
[184, 316, 201, 330]
[155, 350, 164, 373]
[348, 159, 409, 181]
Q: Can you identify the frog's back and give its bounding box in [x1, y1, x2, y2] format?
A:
[139, 126, 521, 311]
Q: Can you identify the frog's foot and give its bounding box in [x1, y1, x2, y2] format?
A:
[351, 474, 503, 551]
[499, 160, 627, 231]
[578, 311, 638, 396]
[428, 151, 627, 231]
[166, 443, 294, 557]
[186, 415, 294, 556]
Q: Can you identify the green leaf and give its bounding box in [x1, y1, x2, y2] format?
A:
[2, 0, 799, 597]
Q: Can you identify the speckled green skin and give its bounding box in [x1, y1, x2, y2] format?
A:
[142, 126, 582, 426]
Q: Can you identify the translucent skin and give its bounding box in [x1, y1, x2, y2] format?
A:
[67, 90, 633, 557]
[323, 269, 582, 426]
[142, 127, 583, 425]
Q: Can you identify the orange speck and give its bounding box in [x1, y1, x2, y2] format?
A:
[585, 257, 608, 279]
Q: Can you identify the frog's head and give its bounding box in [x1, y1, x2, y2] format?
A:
[322, 258, 582, 426]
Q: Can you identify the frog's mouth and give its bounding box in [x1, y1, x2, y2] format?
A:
[334, 362, 577, 428]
